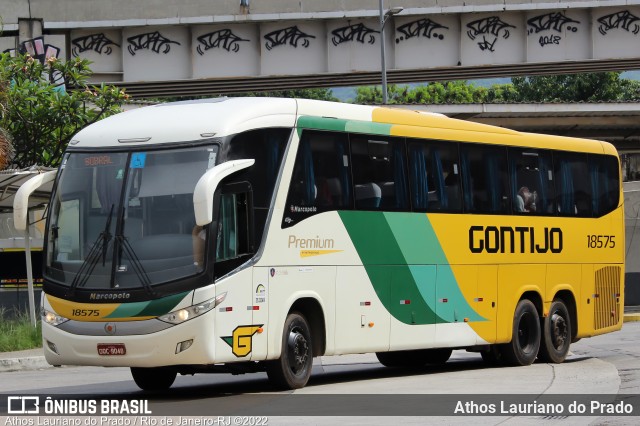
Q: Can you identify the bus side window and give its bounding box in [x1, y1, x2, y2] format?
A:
[350, 135, 409, 211]
[283, 131, 352, 228]
[508, 148, 555, 214]
[216, 192, 250, 262]
[407, 139, 461, 212]
[554, 153, 590, 217]
[590, 154, 620, 217]
[460, 144, 509, 214]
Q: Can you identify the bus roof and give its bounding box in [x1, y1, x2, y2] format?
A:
[70, 97, 614, 155]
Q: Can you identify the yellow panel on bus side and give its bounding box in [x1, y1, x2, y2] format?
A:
[496, 264, 547, 343]
[577, 264, 595, 338]
[545, 263, 581, 315]
[578, 263, 624, 337]
[451, 265, 498, 345]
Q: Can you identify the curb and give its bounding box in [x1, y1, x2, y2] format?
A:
[624, 313, 640, 322]
[0, 356, 51, 373]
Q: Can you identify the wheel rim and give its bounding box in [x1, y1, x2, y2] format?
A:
[550, 312, 568, 350]
[287, 326, 309, 376]
[517, 312, 536, 354]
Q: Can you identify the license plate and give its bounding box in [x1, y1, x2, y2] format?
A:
[97, 343, 126, 356]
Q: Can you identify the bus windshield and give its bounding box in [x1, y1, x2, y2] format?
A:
[45, 145, 218, 291]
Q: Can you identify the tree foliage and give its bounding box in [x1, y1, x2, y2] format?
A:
[230, 88, 338, 101]
[0, 54, 129, 168]
[0, 127, 13, 170]
[354, 73, 640, 105]
[511, 73, 640, 102]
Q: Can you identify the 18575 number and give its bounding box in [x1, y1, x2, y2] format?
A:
[587, 235, 615, 249]
[72, 309, 100, 317]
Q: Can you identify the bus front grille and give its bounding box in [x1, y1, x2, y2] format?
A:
[594, 266, 621, 330]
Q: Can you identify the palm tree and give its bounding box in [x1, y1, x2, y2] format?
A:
[0, 127, 13, 170]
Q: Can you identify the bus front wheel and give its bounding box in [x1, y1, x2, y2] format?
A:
[538, 299, 571, 363]
[266, 312, 313, 389]
[130, 367, 176, 391]
[501, 299, 541, 366]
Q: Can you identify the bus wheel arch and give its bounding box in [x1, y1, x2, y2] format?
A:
[288, 297, 326, 357]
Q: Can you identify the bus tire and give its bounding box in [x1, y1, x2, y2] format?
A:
[130, 367, 176, 391]
[501, 299, 541, 366]
[266, 312, 313, 389]
[538, 299, 571, 363]
[423, 348, 452, 365]
[375, 350, 420, 367]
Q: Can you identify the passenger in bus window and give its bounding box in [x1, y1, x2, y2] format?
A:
[517, 187, 537, 212]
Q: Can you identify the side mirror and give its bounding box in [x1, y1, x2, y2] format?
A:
[193, 159, 254, 226]
[13, 170, 57, 231]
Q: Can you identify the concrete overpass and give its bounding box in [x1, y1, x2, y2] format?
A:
[2, 1, 640, 97]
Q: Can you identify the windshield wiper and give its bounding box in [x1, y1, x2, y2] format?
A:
[115, 232, 155, 297]
[67, 204, 114, 296]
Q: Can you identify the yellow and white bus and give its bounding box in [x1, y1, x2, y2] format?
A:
[17, 98, 624, 390]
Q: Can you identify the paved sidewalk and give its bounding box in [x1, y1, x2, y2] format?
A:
[1, 308, 639, 373]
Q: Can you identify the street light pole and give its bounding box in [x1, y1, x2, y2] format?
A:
[379, 1, 403, 104]
[379, 0, 389, 104]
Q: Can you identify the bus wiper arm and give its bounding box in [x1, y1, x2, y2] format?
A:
[115, 234, 155, 296]
[67, 204, 114, 296]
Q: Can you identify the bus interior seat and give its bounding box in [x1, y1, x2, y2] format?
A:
[378, 181, 395, 208]
[355, 182, 381, 209]
[325, 177, 342, 205]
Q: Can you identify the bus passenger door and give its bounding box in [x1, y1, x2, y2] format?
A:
[212, 185, 257, 363]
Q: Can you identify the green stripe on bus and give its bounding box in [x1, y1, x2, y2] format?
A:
[339, 211, 484, 324]
[296, 116, 392, 136]
[136, 291, 191, 317]
[105, 291, 190, 318]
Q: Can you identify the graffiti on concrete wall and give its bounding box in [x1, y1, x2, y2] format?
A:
[127, 31, 181, 55]
[527, 12, 580, 47]
[331, 23, 378, 46]
[264, 26, 316, 50]
[466, 16, 516, 52]
[71, 33, 120, 56]
[196, 29, 249, 54]
[395, 18, 449, 43]
[597, 10, 640, 35]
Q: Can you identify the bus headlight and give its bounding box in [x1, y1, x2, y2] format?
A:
[158, 293, 225, 325]
[42, 309, 69, 326]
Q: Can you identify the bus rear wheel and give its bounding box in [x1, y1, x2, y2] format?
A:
[501, 299, 541, 366]
[130, 367, 176, 391]
[423, 348, 452, 365]
[538, 299, 571, 363]
[266, 312, 313, 389]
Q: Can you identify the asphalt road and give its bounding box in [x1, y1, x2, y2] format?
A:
[1, 322, 639, 425]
